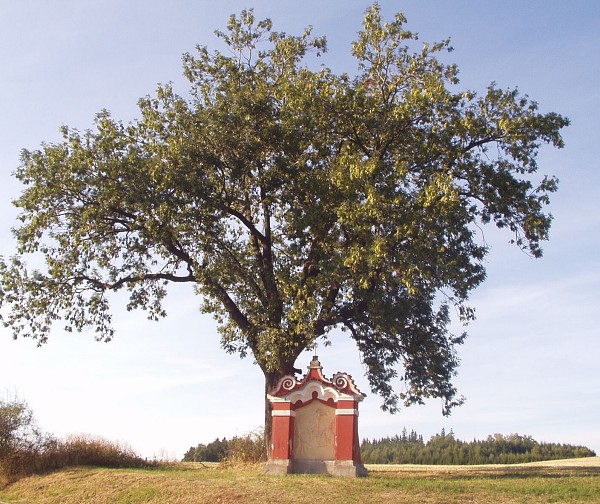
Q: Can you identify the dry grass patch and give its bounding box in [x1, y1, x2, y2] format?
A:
[0, 434, 154, 488]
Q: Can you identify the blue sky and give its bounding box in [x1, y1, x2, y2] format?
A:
[1, 1, 599, 459]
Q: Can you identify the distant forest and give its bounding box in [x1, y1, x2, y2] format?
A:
[183, 428, 596, 465]
[361, 428, 596, 465]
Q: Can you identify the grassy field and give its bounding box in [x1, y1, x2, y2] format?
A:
[1, 458, 599, 503]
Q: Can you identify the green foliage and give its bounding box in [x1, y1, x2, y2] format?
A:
[361, 429, 596, 465]
[183, 438, 228, 463]
[0, 4, 568, 415]
[224, 429, 267, 464]
[0, 396, 48, 458]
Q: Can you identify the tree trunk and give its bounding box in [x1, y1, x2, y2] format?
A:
[263, 370, 282, 458]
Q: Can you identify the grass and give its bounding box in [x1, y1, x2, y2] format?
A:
[0, 458, 599, 503]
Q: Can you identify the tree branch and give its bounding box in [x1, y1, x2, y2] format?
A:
[224, 204, 268, 245]
[461, 134, 504, 154]
[73, 271, 196, 291]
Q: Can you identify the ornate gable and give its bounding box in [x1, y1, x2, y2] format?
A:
[268, 355, 366, 405]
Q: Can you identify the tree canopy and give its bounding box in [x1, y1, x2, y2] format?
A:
[0, 5, 567, 418]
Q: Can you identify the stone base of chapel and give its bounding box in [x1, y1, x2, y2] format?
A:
[262, 459, 292, 475]
[263, 459, 368, 477]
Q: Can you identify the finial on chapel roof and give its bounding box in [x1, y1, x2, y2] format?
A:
[306, 354, 324, 380]
[309, 354, 322, 370]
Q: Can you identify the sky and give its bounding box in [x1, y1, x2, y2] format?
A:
[0, 1, 599, 460]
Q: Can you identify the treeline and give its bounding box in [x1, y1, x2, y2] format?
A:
[184, 427, 596, 465]
[361, 428, 596, 465]
[183, 438, 228, 462]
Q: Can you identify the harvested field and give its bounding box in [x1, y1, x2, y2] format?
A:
[367, 456, 600, 474]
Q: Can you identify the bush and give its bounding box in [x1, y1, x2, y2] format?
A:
[0, 396, 47, 457]
[224, 429, 267, 464]
[59, 434, 150, 468]
[183, 429, 267, 464]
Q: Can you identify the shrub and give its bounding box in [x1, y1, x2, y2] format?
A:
[224, 428, 267, 464]
[0, 396, 54, 485]
[59, 434, 150, 468]
[1, 434, 153, 486]
[1, 396, 153, 487]
[0, 396, 46, 457]
[183, 429, 267, 464]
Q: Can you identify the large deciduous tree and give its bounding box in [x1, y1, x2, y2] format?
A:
[0, 5, 567, 444]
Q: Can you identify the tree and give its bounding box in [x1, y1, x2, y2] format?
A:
[0, 396, 44, 457]
[0, 5, 567, 447]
